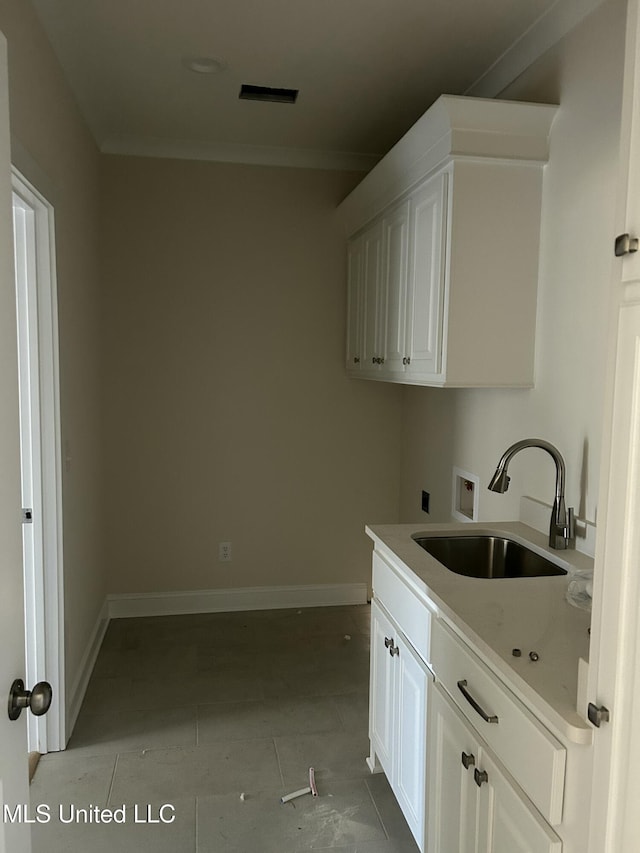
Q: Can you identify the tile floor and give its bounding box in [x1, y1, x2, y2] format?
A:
[31, 604, 419, 852]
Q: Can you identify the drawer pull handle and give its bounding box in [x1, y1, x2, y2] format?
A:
[461, 751, 475, 770]
[457, 679, 499, 724]
[474, 768, 489, 787]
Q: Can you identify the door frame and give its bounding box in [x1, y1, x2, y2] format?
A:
[12, 168, 65, 754]
[587, 0, 640, 849]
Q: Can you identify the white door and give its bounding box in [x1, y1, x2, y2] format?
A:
[405, 171, 447, 378]
[12, 170, 64, 757]
[394, 633, 429, 851]
[369, 600, 395, 775]
[478, 748, 561, 853]
[427, 685, 478, 853]
[346, 234, 364, 371]
[588, 1, 640, 850]
[383, 200, 410, 373]
[361, 220, 384, 369]
[0, 30, 33, 853]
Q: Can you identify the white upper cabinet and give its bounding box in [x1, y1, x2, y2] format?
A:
[339, 95, 557, 388]
[405, 171, 447, 378]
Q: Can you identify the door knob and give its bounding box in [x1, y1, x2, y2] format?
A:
[8, 678, 52, 721]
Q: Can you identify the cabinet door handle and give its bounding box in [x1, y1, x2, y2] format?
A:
[474, 768, 489, 787]
[384, 637, 393, 649]
[461, 751, 475, 770]
[353, 356, 360, 364]
[457, 679, 499, 724]
[389, 644, 399, 657]
[615, 233, 639, 256]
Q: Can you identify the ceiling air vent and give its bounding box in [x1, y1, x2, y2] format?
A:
[239, 84, 298, 104]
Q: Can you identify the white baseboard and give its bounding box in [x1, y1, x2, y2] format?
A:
[107, 582, 368, 619]
[66, 598, 110, 739]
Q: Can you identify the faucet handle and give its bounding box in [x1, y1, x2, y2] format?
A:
[563, 507, 576, 546]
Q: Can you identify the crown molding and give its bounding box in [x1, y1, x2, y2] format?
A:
[466, 0, 606, 97]
[100, 134, 379, 172]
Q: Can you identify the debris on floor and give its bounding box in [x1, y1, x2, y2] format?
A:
[281, 766, 319, 803]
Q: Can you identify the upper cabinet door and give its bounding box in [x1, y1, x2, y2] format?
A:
[383, 200, 410, 373]
[361, 220, 384, 369]
[346, 234, 364, 371]
[405, 171, 448, 378]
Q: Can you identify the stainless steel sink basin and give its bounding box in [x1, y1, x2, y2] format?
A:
[412, 535, 567, 579]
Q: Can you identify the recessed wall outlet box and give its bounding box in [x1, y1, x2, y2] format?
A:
[219, 541, 232, 562]
[422, 491, 430, 513]
[452, 468, 479, 522]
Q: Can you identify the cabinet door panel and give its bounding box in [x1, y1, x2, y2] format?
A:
[383, 201, 410, 372]
[362, 221, 383, 368]
[346, 235, 364, 371]
[478, 749, 562, 853]
[428, 685, 479, 853]
[406, 171, 447, 376]
[369, 600, 395, 775]
[395, 635, 429, 850]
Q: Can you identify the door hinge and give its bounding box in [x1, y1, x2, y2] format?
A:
[588, 702, 610, 727]
[22, 508, 33, 524]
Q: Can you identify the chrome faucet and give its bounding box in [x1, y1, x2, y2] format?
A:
[488, 438, 576, 550]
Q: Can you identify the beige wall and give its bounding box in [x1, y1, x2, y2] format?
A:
[0, 0, 625, 727]
[0, 1, 105, 707]
[100, 156, 403, 594]
[399, 0, 625, 534]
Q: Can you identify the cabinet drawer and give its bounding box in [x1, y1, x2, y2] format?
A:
[372, 551, 432, 665]
[431, 617, 566, 826]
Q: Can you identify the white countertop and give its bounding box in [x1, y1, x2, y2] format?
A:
[366, 520, 594, 745]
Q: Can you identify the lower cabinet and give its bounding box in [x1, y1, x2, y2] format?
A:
[369, 599, 431, 851]
[428, 684, 563, 853]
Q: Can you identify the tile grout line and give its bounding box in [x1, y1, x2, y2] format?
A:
[194, 796, 199, 853]
[272, 736, 285, 790]
[106, 753, 119, 808]
[330, 695, 347, 732]
[363, 775, 392, 841]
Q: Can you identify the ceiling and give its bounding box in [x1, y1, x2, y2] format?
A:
[31, 0, 574, 169]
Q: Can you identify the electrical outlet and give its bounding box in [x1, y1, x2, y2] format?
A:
[219, 541, 232, 562]
[421, 490, 430, 513]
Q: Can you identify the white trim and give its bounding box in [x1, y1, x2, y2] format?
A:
[100, 134, 378, 172]
[107, 583, 369, 619]
[337, 96, 556, 237]
[11, 169, 65, 754]
[66, 599, 109, 738]
[466, 0, 606, 98]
